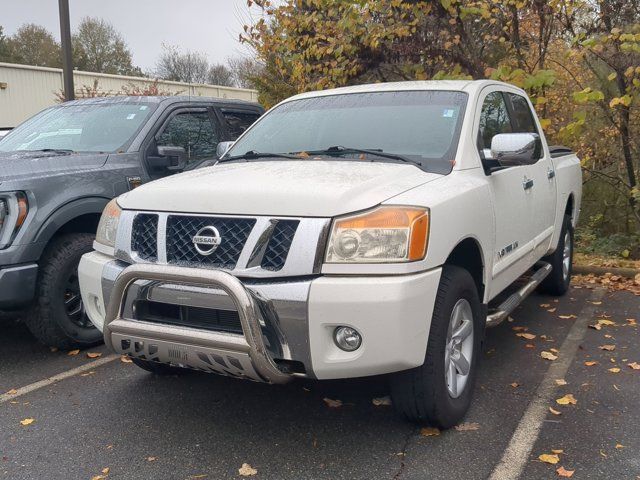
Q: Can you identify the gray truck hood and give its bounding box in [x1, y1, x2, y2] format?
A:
[118, 160, 441, 217]
[0, 151, 108, 185]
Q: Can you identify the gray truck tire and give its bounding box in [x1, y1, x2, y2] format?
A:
[390, 265, 483, 428]
[24, 233, 103, 349]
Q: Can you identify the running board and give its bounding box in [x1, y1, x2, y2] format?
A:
[486, 262, 552, 328]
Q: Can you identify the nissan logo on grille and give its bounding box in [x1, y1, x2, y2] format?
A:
[192, 226, 222, 256]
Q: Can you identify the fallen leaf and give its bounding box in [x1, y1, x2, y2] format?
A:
[420, 427, 440, 437]
[628, 362, 640, 370]
[512, 326, 528, 332]
[101, 468, 110, 475]
[559, 315, 577, 319]
[589, 324, 602, 331]
[120, 355, 133, 363]
[552, 449, 564, 454]
[584, 361, 598, 366]
[146, 457, 157, 462]
[87, 352, 102, 359]
[547, 308, 557, 313]
[550, 348, 559, 353]
[615, 444, 624, 449]
[20, 418, 35, 426]
[238, 463, 258, 476]
[556, 394, 577, 405]
[510, 382, 519, 388]
[549, 407, 562, 415]
[541, 351, 558, 361]
[608, 368, 621, 373]
[555, 379, 567, 386]
[80, 371, 96, 377]
[6, 389, 18, 395]
[599, 345, 616, 351]
[90, 476, 106, 480]
[67, 349, 80, 356]
[323, 397, 342, 408]
[591, 301, 602, 305]
[516, 333, 536, 340]
[454, 422, 480, 431]
[525, 344, 535, 349]
[539, 453, 560, 464]
[372, 396, 392, 406]
[556, 466, 575, 477]
[598, 319, 616, 326]
[540, 303, 551, 308]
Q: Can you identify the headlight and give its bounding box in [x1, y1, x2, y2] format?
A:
[0, 192, 29, 249]
[95, 199, 122, 248]
[325, 206, 429, 263]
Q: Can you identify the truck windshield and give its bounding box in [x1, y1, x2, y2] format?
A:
[0, 102, 158, 153]
[226, 90, 467, 174]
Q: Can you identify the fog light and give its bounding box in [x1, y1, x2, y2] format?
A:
[333, 326, 362, 352]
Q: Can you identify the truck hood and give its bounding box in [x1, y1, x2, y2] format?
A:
[0, 151, 108, 185]
[118, 160, 441, 217]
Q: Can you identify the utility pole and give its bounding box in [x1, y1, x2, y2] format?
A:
[58, 0, 74, 101]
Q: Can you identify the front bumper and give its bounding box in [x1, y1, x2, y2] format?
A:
[79, 251, 441, 381]
[0, 263, 38, 309]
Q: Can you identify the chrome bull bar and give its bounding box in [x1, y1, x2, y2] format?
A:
[103, 263, 292, 384]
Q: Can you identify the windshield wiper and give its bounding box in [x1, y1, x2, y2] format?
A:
[301, 146, 421, 166]
[29, 148, 75, 154]
[218, 150, 303, 163]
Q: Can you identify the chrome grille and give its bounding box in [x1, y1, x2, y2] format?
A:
[261, 220, 299, 271]
[166, 215, 255, 269]
[131, 214, 158, 261]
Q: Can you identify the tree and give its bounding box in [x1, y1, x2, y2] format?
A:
[0, 26, 14, 63]
[73, 17, 140, 75]
[227, 56, 263, 89]
[6, 24, 61, 68]
[207, 63, 235, 86]
[154, 44, 210, 83]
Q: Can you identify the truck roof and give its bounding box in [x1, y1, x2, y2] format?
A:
[61, 95, 261, 108]
[283, 79, 522, 103]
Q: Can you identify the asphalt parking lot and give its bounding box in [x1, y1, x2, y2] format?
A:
[1, 284, 639, 480]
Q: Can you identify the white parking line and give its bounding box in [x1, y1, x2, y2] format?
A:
[0, 354, 120, 404]
[488, 288, 606, 480]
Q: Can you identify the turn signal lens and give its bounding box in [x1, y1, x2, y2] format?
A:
[325, 206, 429, 263]
[95, 199, 122, 249]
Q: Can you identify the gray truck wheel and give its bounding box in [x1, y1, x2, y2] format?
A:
[538, 214, 573, 296]
[390, 265, 483, 428]
[24, 233, 103, 349]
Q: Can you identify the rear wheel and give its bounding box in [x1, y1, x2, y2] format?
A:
[24, 233, 103, 349]
[539, 214, 573, 296]
[390, 265, 483, 428]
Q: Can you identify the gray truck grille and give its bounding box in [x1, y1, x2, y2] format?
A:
[131, 214, 158, 261]
[166, 215, 256, 269]
[261, 220, 299, 271]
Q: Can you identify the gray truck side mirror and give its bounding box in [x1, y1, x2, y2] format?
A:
[149, 145, 187, 171]
[490, 133, 542, 167]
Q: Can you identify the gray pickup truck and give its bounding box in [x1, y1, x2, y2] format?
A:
[0, 96, 262, 348]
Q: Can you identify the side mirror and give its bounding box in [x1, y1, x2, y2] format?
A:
[489, 133, 542, 167]
[148, 145, 187, 171]
[216, 141, 234, 159]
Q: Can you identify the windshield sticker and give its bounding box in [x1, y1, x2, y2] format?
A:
[126, 113, 136, 120]
[442, 109, 455, 118]
[139, 106, 148, 110]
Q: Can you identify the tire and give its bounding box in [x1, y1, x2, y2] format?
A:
[538, 214, 573, 296]
[131, 358, 185, 375]
[390, 265, 483, 428]
[24, 233, 103, 350]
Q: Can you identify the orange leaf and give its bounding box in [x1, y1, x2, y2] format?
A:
[557, 466, 575, 477]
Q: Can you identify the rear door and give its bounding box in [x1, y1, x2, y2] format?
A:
[504, 92, 557, 259]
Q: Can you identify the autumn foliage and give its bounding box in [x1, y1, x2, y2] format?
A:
[243, 0, 640, 255]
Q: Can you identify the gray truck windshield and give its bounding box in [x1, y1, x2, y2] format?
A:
[0, 102, 158, 153]
[227, 90, 467, 174]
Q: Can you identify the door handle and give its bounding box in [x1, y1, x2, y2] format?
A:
[547, 168, 556, 179]
[523, 177, 534, 190]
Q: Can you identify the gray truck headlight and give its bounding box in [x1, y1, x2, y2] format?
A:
[95, 199, 122, 248]
[0, 192, 29, 249]
[325, 206, 429, 263]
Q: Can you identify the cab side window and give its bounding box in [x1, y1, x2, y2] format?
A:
[506, 93, 538, 134]
[478, 92, 512, 150]
[222, 110, 261, 138]
[156, 111, 219, 164]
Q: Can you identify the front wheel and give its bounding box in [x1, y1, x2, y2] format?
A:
[390, 265, 483, 428]
[24, 233, 103, 349]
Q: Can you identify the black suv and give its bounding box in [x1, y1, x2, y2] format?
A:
[0, 96, 263, 348]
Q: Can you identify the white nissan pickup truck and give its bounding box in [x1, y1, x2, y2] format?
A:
[79, 80, 581, 427]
